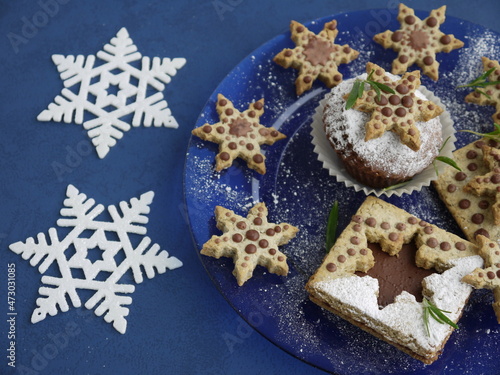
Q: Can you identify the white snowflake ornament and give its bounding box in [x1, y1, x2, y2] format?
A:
[38, 27, 186, 158]
[9, 184, 182, 334]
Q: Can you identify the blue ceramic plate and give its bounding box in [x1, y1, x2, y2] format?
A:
[184, 9, 500, 375]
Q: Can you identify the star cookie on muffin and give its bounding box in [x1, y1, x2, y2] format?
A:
[347, 62, 443, 151]
[274, 20, 359, 95]
[373, 4, 463, 81]
[192, 94, 286, 174]
[462, 235, 500, 323]
[200, 203, 299, 286]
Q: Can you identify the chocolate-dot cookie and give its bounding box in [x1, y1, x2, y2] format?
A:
[274, 20, 359, 95]
[192, 94, 286, 174]
[373, 4, 463, 80]
[200, 202, 299, 286]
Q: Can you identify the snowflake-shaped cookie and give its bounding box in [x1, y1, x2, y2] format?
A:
[191, 94, 286, 174]
[200, 202, 298, 286]
[9, 185, 182, 334]
[465, 57, 500, 124]
[373, 4, 463, 81]
[464, 145, 500, 225]
[350, 62, 443, 151]
[274, 20, 359, 95]
[38, 27, 186, 158]
[462, 235, 500, 323]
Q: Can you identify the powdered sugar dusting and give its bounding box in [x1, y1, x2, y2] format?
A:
[430, 29, 500, 146]
[185, 12, 500, 375]
[314, 256, 483, 355]
[454, 31, 500, 85]
[324, 74, 441, 177]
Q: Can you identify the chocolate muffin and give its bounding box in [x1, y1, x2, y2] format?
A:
[323, 73, 443, 188]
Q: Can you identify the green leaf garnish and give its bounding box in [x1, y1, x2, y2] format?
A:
[434, 156, 461, 172]
[460, 123, 500, 142]
[432, 136, 461, 176]
[423, 300, 431, 336]
[422, 297, 458, 336]
[475, 89, 492, 100]
[366, 69, 375, 81]
[345, 81, 362, 110]
[371, 82, 382, 101]
[382, 180, 410, 191]
[457, 67, 500, 99]
[325, 200, 339, 252]
[357, 79, 365, 98]
[345, 70, 396, 110]
[439, 135, 451, 153]
[371, 81, 395, 94]
[470, 68, 495, 85]
[435, 156, 460, 170]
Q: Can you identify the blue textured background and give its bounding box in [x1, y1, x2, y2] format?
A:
[1, 1, 499, 374]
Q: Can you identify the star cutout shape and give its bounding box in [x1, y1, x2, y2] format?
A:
[349, 62, 443, 151]
[274, 20, 359, 95]
[465, 57, 500, 124]
[374, 4, 463, 81]
[462, 234, 500, 323]
[191, 94, 286, 174]
[70, 229, 121, 280]
[464, 144, 500, 225]
[200, 202, 299, 286]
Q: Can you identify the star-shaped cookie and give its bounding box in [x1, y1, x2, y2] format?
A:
[462, 235, 500, 323]
[349, 62, 443, 151]
[465, 57, 500, 124]
[274, 20, 359, 95]
[200, 203, 299, 286]
[191, 94, 286, 174]
[464, 144, 500, 225]
[373, 4, 463, 81]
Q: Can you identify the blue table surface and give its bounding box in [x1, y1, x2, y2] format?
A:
[1, 1, 500, 374]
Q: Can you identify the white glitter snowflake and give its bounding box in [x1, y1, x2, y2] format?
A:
[38, 27, 186, 158]
[9, 184, 182, 334]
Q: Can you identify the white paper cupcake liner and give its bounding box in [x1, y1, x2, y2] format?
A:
[310, 86, 456, 197]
